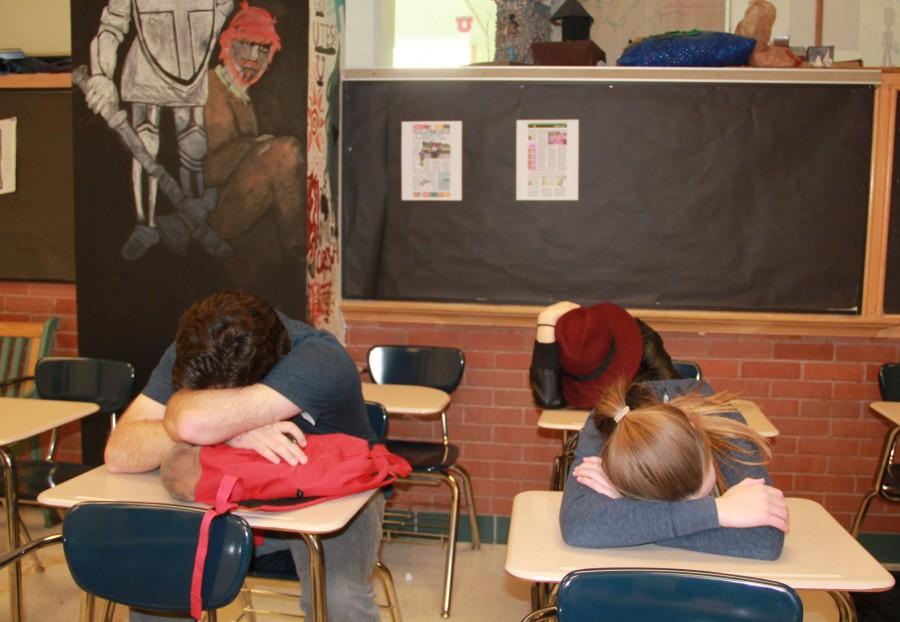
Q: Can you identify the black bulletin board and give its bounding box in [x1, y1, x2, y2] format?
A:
[885, 97, 900, 314]
[0, 89, 74, 281]
[342, 79, 874, 313]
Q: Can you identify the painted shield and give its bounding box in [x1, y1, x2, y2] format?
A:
[132, 0, 217, 86]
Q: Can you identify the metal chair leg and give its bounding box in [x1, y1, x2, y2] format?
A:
[79, 592, 95, 622]
[375, 559, 403, 622]
[15, 513, 44, 573]
[849, 491, 878, 538]
[448, 464, 480, 550]
[434, 470, 461, 619]
[550, 455, 562, 491]
[238, 581, 258, 622]
[850, 425, 899, 538]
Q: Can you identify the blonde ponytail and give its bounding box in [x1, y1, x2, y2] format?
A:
[591, 382, 770, 501]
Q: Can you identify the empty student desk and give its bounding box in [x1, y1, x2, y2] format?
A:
[505, 491, 894, 622]
[0, 396, 98, 622]
[37, 466, 376, 622]
[362, 382, 450, 417]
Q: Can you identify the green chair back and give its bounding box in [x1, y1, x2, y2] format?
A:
[0, 318, 59, 398]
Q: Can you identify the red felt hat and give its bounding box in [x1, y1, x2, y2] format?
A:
[555, 303, 643, 409]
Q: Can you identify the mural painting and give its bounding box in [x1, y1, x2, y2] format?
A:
[72, 0, 309, 391]
[306, 0, 341, 333]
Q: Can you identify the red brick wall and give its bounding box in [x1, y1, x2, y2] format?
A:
[347, 320, 900, 533]
[4, 279, 897, 533]
[1, 280, 80, 460]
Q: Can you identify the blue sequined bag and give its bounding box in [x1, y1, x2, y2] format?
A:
[618, 30, 756, 67]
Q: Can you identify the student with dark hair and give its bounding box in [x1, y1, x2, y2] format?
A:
[105, 290, 383, 622]
[530, 300, 687, 411]
[560, 381, 788, 560]
[171, 289, 290, 391]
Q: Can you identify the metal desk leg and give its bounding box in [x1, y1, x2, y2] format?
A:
[78, 592, 95, 622]
[302, 533, 327, 622]
[1, 448, 21, 622]
[830, 591, 857, 622]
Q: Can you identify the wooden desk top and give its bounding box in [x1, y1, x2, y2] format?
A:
[728, 400, 780, 438]
[538, 400, 779, 438]
[869, 401, 900, 427]
[37, 466, 376, 535]
[0, 397, 99, 446]
[361, 382, 450, 416]
[505, 491, 894, 592]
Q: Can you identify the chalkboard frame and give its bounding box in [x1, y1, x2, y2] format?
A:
[341, 68, 880, 316]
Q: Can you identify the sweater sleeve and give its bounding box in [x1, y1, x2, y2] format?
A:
[559, 413, 785, 560]
[530, 341, 565, 409]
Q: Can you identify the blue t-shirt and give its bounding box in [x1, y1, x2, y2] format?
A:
[143, 313, 376, 442]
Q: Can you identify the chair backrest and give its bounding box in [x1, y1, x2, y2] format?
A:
[35, 357, 135, 415]
[672, 359, 702, 381]
[367, 345, 465, 393]
[556, 568, 803, 622]
[0, 318, 59, 397]
[63, 502, 252, 613]
[879, 363, 900, 402]
[365, 400, 389, 443]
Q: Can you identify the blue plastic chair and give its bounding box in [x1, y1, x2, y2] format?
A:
[239, 401, 402, 622]
[0, 502, 252, 620]
[849, 363, 900, 537]
[34, 356, 136, 467]
[522, 568, 803, 621]
[367, 345, 478, 618]
[672, 359, 702, 381]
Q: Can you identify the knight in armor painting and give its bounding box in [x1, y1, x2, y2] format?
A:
[84, 0, 234, 260]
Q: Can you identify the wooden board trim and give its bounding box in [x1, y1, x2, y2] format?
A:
[341, 300, 900, 338]
[0, 73, 72, 89]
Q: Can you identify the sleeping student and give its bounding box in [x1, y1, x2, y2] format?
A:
[530, 301, 703, 410]
[560, 380, 788, 560]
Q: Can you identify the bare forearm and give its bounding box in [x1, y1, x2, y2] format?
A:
[105, 418, 177, 473]
[160, 443, 202, 501]
[164, 384, 298, 445]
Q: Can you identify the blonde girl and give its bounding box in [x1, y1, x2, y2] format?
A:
[560, 381, 788, 560]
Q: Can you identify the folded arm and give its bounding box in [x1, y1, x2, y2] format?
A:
[559, 415, 786, 560]
[163, 383, 298, 445]
[160, 443, 202, 501]
[530, 301, 579, 409]
[104, 394, 175, 473]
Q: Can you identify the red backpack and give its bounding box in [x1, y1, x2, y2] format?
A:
[189, 433, 411, 619]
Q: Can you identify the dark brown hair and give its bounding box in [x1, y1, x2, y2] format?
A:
[172, 291, 290, 390]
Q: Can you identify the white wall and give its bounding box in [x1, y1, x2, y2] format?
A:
[0, 0, 71, 56]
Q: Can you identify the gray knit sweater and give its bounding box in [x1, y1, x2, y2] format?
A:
[559, 380, 785, 560]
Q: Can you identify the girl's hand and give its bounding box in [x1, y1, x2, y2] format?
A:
[536, 301, 580, 344]
[537, 301, 580, 326]
[714, 478, 790, 532]
[572, 457, 622, 498]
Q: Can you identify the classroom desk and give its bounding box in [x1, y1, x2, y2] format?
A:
[539, 400, 780, 490]
[0, 397, 99, 622]
[362, 382, 452, 444]
[538, 400, 779, 437]
[361, 382, 450, 416]
[505, 491, 895, 622]
[37, 466, 376, 622]
[869, 401, 900, 427]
